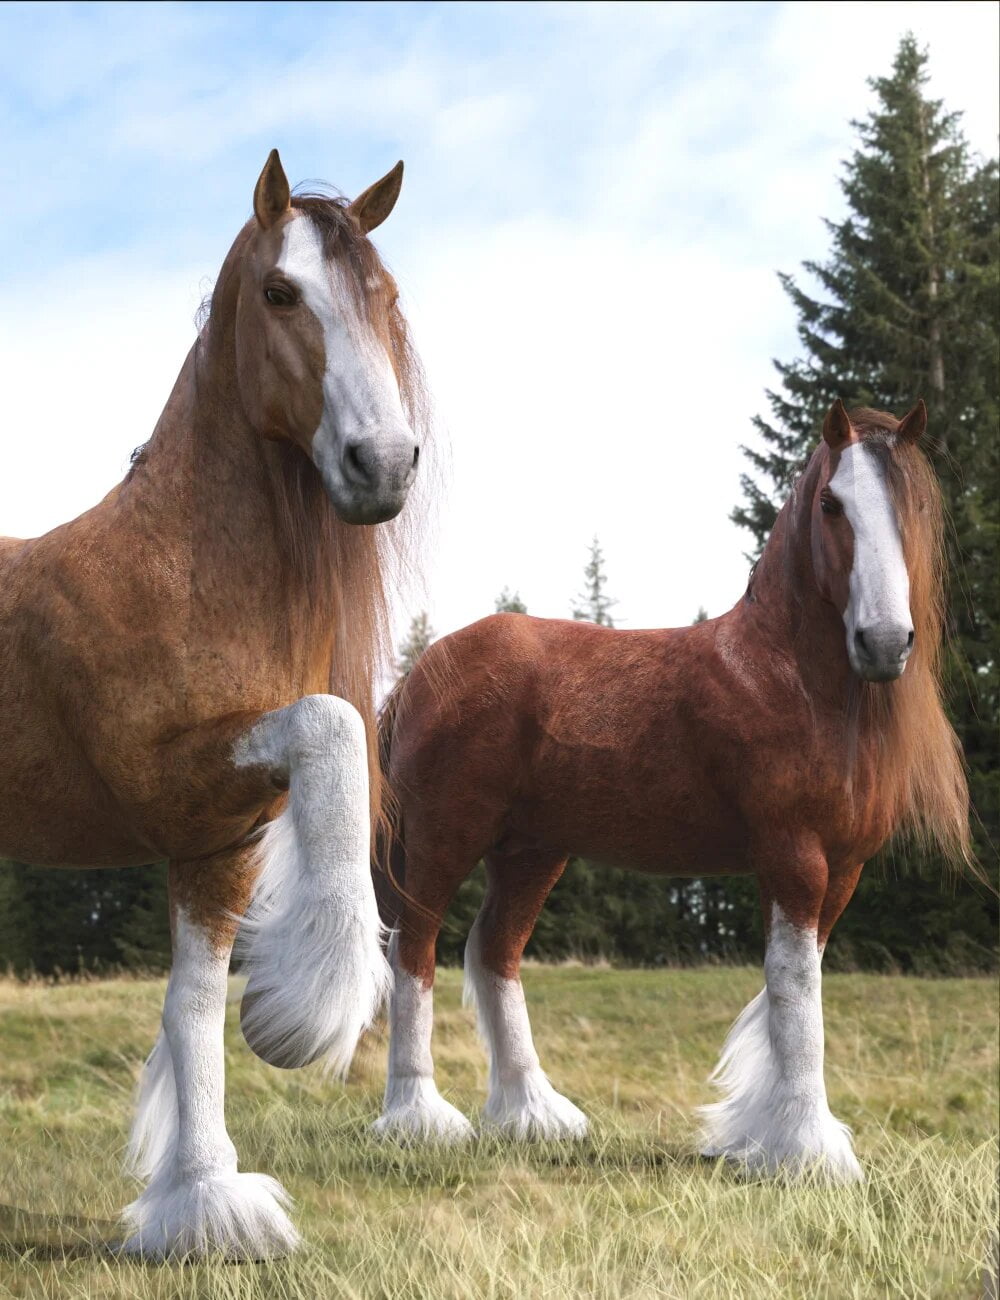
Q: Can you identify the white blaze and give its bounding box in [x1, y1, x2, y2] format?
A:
[276, 213, 411, 488]
[828, 442, 911, 672]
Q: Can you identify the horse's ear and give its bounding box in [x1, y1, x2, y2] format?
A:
[822, 398, 852, 449]
[897, 398, 927, 444]
[254, 149, 291, 230]
[348, 160, 404, 234]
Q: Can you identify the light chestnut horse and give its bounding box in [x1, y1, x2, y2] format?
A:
[375, 401, 970, 1180]
[0, 151, 428, 1257]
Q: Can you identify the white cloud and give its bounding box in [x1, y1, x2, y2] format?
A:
[0, 257, 202, 539]
[409, 217, 777, 630]
[1, 0, 996, 647]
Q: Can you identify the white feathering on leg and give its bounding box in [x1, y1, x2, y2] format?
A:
[235, 803, 391, 1075]
[122, 911, 300, 1259]
[699, 908, 861, 1182]
[373, 932, 474, 1142]
[233, 695, 392, 1074]
[121, 1169, 299, 1260]
[125, 1030, 178, 1181]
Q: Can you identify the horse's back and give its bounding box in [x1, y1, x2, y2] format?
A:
[0, 533, 27, 560]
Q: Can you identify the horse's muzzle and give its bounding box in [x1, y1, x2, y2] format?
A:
[851, 624, 914, 682]
[329, 436, 418, 524]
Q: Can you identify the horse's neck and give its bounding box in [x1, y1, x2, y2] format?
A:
[128, 339, 318, 616]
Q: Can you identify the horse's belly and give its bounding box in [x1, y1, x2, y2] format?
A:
[514, 771, 748, 876]
[0, 785, 157, 867]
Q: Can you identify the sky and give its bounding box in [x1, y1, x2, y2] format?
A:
[1, 0, 997, 643]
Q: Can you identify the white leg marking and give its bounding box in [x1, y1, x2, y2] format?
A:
[122, 911, 299, 1259]
[372, 933, 473, 1143]
[464, 921, 587, 1140]
[234, 695, 391, 1073]
[699, 905, 861, 1182]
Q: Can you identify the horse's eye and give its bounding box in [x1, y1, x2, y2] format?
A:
[264, 285, 296, 307]
[820, 492, 842, 516]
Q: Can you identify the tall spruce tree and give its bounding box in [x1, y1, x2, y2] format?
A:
[572, 536, 618, 627]
[731, 34, 998, 964]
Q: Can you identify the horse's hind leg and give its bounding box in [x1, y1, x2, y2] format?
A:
[699, 850, 863, 1182]
[122, 850, 299, 1259]
[373, 822, 484, 1142]
[465, 849, 587, 1139]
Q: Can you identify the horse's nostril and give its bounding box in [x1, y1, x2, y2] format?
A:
[854, 629, 868, 654]
[343, 441, 377, 487]
[412, 445, 420, 469]
[906, 630, 914, 649]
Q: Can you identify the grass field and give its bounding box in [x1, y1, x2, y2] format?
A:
[0, 966, 996, 1299]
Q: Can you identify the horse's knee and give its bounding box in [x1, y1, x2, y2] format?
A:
[284, 694, 365, 765]
[236, 694, 365, 776]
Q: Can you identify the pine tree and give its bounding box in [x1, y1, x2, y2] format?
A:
[734, 35, 997, 550]
[0, 858, 171, 975]
[572, 536, 618, 627]
[730, 33, 998, 953]
[396, 611, 435, 679]
[495, 587, 528, 614]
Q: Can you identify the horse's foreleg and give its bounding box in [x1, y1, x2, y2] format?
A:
[234, 695, 390, 1073]
[465, 851, 586, 1140]
[122, 853, 299, 1260]
[699, 851, 863, 1182]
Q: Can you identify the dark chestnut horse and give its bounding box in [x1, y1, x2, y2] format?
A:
[0, 150, 429, 1257]
[374, 400, 969, 1181]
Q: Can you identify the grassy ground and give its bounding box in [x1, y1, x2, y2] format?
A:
[0, 966, 995, 1299]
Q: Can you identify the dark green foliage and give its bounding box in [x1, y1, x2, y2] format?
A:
[827, 866, 998, 974]
[495, 587, 528, 614]
[436, 862, 764, 968]
[434, 857, 995, 973]
[0, 860, 170, 977]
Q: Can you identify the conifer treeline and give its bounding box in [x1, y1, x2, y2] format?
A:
[0, 35, 995, 976]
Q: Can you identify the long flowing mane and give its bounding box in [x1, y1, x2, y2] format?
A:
[845, 409, 970, 868]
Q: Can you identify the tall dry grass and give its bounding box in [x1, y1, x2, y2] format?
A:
[0, 966, 996, 1298]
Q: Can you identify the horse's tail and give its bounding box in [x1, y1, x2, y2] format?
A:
[372, 679, 410, 927]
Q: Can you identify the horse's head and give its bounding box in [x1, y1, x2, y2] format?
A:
[811, 398, 929, 682]
[233, 150, 420, 525]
